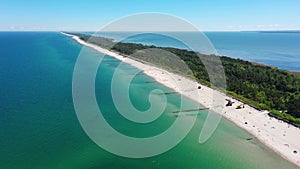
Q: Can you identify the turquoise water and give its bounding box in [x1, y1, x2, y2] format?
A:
[92, 31, 300, 71]
[0, 32, 298, 169]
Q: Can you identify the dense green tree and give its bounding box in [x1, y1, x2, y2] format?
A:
[287, 95, 300, 118]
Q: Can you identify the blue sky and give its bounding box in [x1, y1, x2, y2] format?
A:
[1, 0, 300, 31]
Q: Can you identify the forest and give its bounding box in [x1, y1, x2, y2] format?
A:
[67, 32, 300, 126]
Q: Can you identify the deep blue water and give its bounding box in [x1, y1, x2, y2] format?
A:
[90, 31, 300, 71]
[0, 32, 298, 169]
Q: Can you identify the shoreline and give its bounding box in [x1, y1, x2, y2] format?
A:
[62, 32, 300, 167]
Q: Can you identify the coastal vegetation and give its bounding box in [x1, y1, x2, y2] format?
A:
[67, 32, 300, 126]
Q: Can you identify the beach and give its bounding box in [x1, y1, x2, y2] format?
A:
[62, 32, 300, 167]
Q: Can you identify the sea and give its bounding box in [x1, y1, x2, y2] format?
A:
[0, 32, 299, 169]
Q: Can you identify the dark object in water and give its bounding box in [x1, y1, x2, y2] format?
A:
[157, 91, 178, 95]
[145, 81, 156, 84]
[246, 138, 253, 141]
[172, 107, 209, 114]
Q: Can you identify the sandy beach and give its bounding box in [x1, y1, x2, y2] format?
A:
[62, 32, 300, 167]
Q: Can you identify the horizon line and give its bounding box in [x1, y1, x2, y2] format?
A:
[1, 29, 300, 32]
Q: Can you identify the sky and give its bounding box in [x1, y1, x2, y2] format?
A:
[1, 0, 300, 31]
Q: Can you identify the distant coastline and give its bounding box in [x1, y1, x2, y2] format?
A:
[257, 30, 300, 34]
